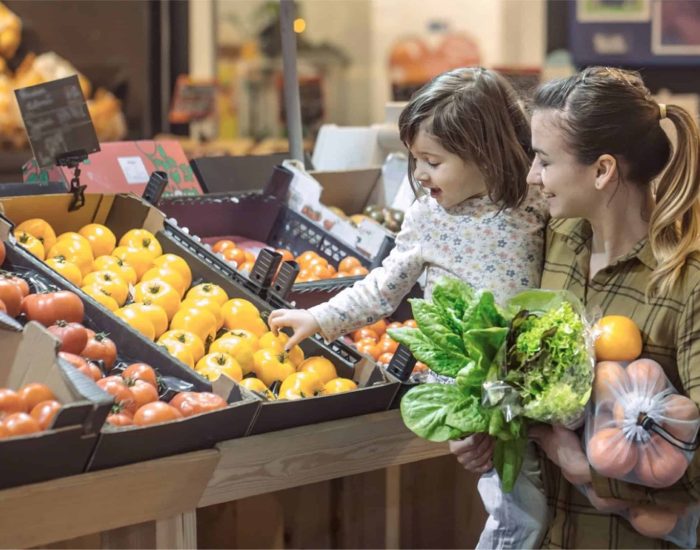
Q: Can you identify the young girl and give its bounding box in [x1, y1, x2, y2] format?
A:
[269, 67, 549, 549]
[452, 66, 700, 548]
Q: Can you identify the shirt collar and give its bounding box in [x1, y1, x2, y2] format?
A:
[550, 217, 657, 269]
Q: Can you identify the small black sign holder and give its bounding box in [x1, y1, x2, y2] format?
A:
[56, 149, 88, 212]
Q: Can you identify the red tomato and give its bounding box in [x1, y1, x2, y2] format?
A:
[0, 388, 26, 417]
[1, 275, 29, 297]
[106, 411, 134, 427]
[0, 279, 22, 317]
[58, 352, 103, 381]
[30, 400, 61, 430]
[4, 412, 41, 435]
[128, 379, 159, 409]
[17, 383, 55, 412]
[47, 321, 88, 354]
[169, 391, 227, 417]
[82, 333, 117, 369]
[122, 363, 158, 388]
[0, 421, 8, 439]
[96, 376, 136, 414]
[133, 401, 183, 426]
[21, 290, 84, 326]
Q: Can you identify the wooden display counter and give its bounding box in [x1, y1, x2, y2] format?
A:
[0, 410, 486, 549]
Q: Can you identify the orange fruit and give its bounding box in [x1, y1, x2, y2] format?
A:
[296, 251, 319, 268]
[338, 256, 362, 272]
[222, 247, 246, 265]
[366, 319, 388, 337]
[212, 240, 236, 254]
[594, 315, 643, 362]
[351, 266, 369, 276]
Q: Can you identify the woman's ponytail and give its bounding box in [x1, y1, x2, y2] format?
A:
[648, 105, 700, 297]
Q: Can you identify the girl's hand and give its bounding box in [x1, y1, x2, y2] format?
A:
[449, 433, 495, 474]
[267, 309, 320, 349]
[530, 424, 592, 485]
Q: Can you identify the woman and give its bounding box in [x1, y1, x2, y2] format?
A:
[450, 66, 700, 548]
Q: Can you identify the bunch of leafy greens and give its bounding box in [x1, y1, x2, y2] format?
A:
[388, 281, 593, 492]
[388, 278, 526, 492]
[504, 291, 593, 426]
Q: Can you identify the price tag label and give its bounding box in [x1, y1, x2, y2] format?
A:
[15, 74, 100, 168]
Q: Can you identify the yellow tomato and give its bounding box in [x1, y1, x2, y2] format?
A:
[78, 223, 116, 257]
[321, 377, 358, 395]
[92, 255, 138, 285]
[239, 377, 275, 400]
[209, 336, 255, 374]
[298, 356, 338, 384]
[170, 306, 218, 344]
[45, 257, 82, 286]
[278, 371, 324, 400]
[81, 285, 119, 312]
[15, 230, 45, 260]
[195, 352, 243, 382]
[129, 301, 168, 338]
[158, 330, 205, 362]
[48, 239, 94, 276]
[57, 231, 93, 251]
[152, 254, 192, 289]
[288, 345, 304, 368]
[16, 218, 56, 252]
[221, 298, 266, 335]
[112, 246, 153, 280]
[140, 266, 187, 297]
[158, 341, 195, 369]
[217, 329, 259, 350]
[114, 306, 156, 341]
[82, 270, 129, 306]
[253, 348, 295, 387]
[119, 229, 162, 259]
[258, 331, 289, 353]
[133, 279, 180, 319]
[180, 296, 223, 330]
[186, 283, 229, 306]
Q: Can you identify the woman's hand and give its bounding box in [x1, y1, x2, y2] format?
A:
[449, 433, 495, 474]
[530, 424, 592, 485]
[267, 309, 320, 349]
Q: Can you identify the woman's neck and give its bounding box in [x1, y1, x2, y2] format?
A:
[588, 186, 652, 267]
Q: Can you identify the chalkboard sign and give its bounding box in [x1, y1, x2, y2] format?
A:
[14, 74, 100, 168]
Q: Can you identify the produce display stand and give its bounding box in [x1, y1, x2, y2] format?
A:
[0, 410, 462, 549]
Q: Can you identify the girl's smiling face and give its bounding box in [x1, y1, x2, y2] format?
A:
[409, 123, 487, 209]
[527, 110, 600, 219]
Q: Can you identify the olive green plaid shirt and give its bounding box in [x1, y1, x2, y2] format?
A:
[540, 218, 700, 549]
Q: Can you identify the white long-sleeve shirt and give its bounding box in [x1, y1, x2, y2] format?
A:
[309, 190, 548, 342]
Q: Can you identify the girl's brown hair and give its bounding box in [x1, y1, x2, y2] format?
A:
[398, 67, 532, 209]
[534, 66, 700, 297]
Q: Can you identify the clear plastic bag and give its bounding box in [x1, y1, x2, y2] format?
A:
[586, 358, 700, 488]
[486, 289, 597, 427]
[578, 483, 700, 546]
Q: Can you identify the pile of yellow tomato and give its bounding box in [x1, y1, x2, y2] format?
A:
[14, 219, 358, 400]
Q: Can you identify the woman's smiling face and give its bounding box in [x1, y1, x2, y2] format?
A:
[527, 110, 600, 219]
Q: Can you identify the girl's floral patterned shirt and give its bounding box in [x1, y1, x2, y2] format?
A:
[309, 189, 548, 341]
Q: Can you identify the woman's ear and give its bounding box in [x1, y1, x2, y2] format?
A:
[594, 154, 617, 190]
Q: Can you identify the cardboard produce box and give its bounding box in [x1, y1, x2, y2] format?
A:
[0, 315, 112, 489]
[0, 192, 398, 441]
[0, 212, 261, 470]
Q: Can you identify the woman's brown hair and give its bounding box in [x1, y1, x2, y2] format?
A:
[534, 66, 700, 297]
[398, 67, 532, 209]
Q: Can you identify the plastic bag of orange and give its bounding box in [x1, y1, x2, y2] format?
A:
[586, 357, 699, 489]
